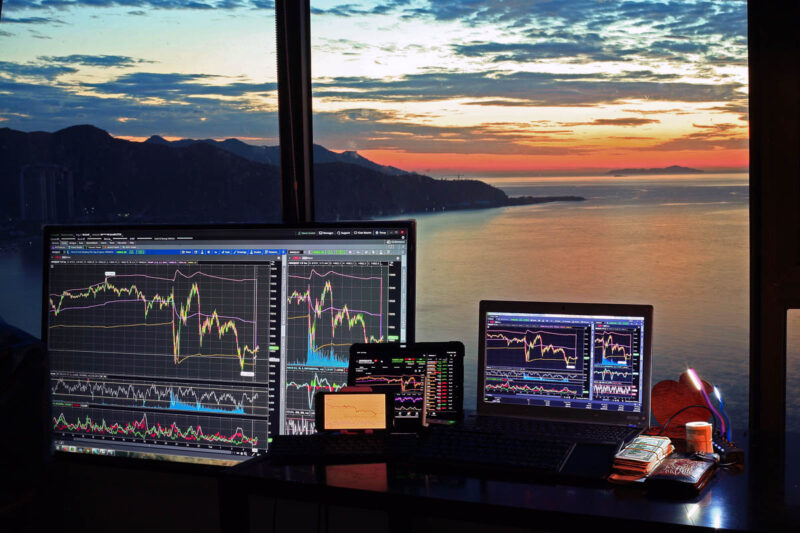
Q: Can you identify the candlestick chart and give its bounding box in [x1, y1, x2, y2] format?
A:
[47, 264, 271, 382]
[285, 265, 389, 368]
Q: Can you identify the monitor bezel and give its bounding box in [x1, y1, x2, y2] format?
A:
[477, 300, 652, 427]
[42, 220, 416, 466]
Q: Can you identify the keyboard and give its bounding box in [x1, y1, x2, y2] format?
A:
[411, 426, 576, 477]
[472, 416, 640, 446]
[267, 433, 417, 465]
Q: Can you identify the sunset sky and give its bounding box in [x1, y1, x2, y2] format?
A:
[0, 0, 748, 176]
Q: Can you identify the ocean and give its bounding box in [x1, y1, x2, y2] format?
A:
[412, 173, 753, 427]
[4, 172, 793, 431]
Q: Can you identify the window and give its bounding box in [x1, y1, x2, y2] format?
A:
[310, 0, 750, 421]
[0, 1, 280, 336]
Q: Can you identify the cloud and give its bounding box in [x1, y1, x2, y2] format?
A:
[651, 122, 747, 151]
[0, 15, 59, 24]
[313, 108, 592, 155]
[0, 60, 76, 80]
[562, 118, 661, 127]
[311, 1, 411, 17]
[313, 70, 744, 107]
[0, 76, 279, 141]
[650, 40, 709, 55]
[622, 108, 687, 115]
[4, 0, 273, 10]
[39, 55, 156, 68]
[84, 71, 277, 98]
[452, 39, 632, 63]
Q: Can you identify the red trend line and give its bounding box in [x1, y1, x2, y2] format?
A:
[53, 412, 257, 445]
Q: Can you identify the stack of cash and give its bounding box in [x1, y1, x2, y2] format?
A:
[608, 435, 674, 483]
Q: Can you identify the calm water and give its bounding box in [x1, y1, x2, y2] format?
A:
[5, 172, 795, 430]
[413, 173, 752, 426]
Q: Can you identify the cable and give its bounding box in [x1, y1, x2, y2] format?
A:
[654, 404, 716, 435]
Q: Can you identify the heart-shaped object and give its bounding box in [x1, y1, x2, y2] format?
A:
[651, 370, 714, 430]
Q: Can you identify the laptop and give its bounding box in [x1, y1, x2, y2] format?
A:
[473, 300, 654, 478]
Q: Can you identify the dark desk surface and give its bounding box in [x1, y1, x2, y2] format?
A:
[223, 432, 800, 532]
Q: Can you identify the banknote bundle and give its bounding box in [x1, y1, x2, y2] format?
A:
[608, 435, 673, 483]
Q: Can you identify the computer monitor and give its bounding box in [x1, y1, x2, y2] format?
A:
[43, 222, 415, 465]
[478, 301, 652, 427]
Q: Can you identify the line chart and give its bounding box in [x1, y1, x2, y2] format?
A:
[593, 329, 633, 366]
[485, 328, 581, 370]
[52, 406, 266, 448]
[51, 377, 268, 416]
[286, 264, 389, 368]
[285, 369, 347, 410]
[592, 383, 637, 397]
[485, 381, 579, 396]
[285, 417, 316, 435]
[47, 263, 274, 382]
[353, 374, 424, 392]
[591, 325, 641, 401]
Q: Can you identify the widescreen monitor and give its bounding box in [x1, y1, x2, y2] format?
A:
[43, 222, 415, 465]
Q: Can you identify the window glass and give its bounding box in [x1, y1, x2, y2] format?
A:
[0, 1, 280, 337]
[310, 1, 749, 422]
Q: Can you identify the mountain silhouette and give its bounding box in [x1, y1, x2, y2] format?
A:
[1, 125, 583, 228]
[145, 135, 409, 176]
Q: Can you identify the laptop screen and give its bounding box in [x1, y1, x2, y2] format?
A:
[478, 301, 652, 426]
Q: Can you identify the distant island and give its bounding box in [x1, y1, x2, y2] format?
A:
[606, 165, 704, 176]
[0, 125, 584, 233]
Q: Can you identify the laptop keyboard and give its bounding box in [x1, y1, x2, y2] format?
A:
[412, 426, 576, 475]
[472, 416, 640, 445]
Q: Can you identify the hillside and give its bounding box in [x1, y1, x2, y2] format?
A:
[0, 125, 583, 228]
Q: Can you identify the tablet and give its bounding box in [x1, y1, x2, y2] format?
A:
[348, 342, 464, 428]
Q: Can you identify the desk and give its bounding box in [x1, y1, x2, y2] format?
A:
[220, 434, 800, 533]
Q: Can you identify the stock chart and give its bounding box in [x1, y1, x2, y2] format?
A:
[283, 261, 393, 434]
[49, 260, 279, 459]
